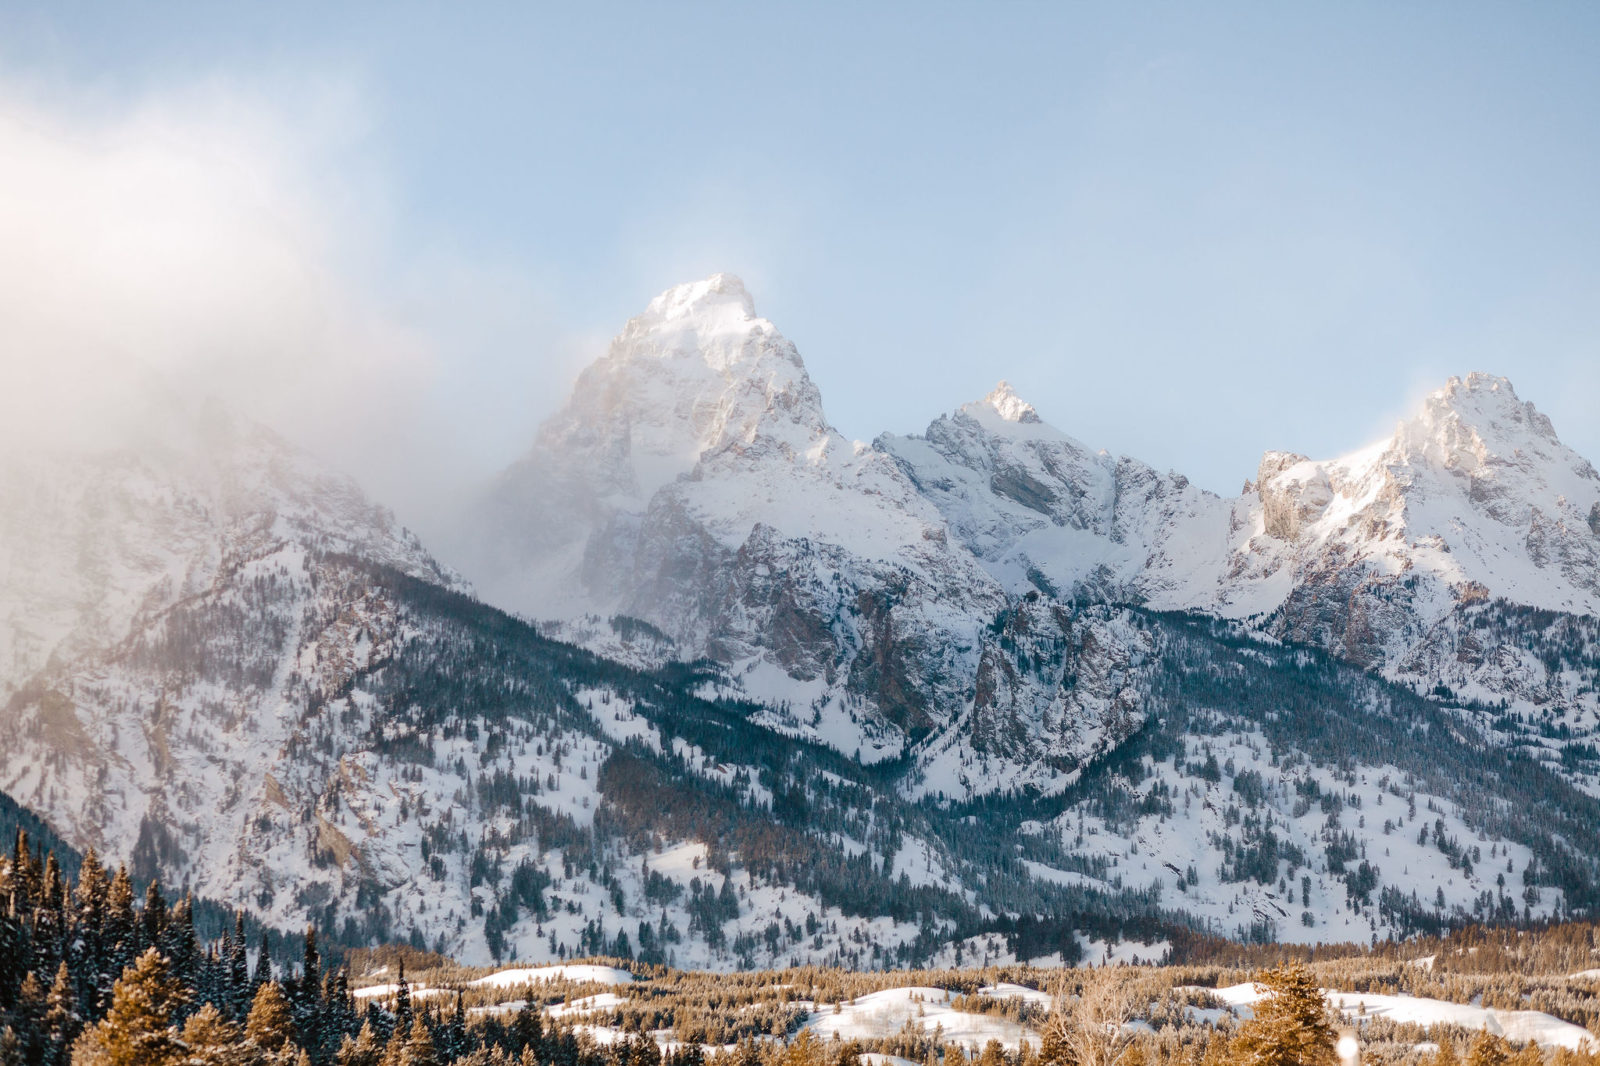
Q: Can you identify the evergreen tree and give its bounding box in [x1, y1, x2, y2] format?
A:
[253, 931, 274, 991]
[1229, 964, 1337, 1066]
[158, 895, 199, 1000]
[1467, 1031, 1511, 1066]
[70, 947, 190, 1066]
[296, 926, 322, 1056]
[73, 847, 111, 1017]
[34, 852, 68, 979]
[510, 1001, 543, 1053]
[181, 1002, 251, 1066]
[324, 969, 359, 1059]
[105, 865, 139, 982]
[0, 911, 23, 1013]
[301, 927, 321, 1007]
[42, 960, 79, 1066]
[245, 980, 297, 1056]
[229, 913, 251, 1020]
[401, 1019, 439, 1066]
[393, 963, 414, 1032]
[6, 970, 46, 1065]
[141, 881, 168, 951]
[335, 1021, 383, 1066]
[10, 832, 40, 916]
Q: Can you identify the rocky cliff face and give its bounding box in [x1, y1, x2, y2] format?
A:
[878, 381, 1235, 608]
[472, 275, 1010, 754]
[914, 600, 1155, 799]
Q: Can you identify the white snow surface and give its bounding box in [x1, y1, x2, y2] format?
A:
[470, 965, 635, 988]
[803, 986, 1038, 1052]
[1193, 983, 1596, 1051]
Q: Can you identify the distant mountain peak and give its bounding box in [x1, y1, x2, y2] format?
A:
[980, 380, 1041, 424]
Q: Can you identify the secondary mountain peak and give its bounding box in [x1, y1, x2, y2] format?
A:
[1394, 371, 1567, 467]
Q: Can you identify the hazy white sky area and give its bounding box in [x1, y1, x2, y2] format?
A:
[2, 3, 1597, 532]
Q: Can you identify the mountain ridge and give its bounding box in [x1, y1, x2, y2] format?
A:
[472, 276, 1600, 791]
[3, 275, 1599, 967]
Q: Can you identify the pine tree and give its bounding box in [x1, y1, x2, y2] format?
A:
[0, 911, 24, 1013]
[105, 865, 139, 983]
[70, 947, 190, 1066]
[229, 914, 251, 1019]
[1228, 964, 1337, 1066]
[297, 926, 322, 1056]
[510, 1000, 543, 1053]
[6, 970, 46, 1064]
[324, 969, 359, 1058]
[33, 852, 68, 979]
[253, 931, 274, 991]
[301, 927, 321, 1007]
[402, 1019, 439, 1066]
[393, 962, 413, 1032]
[180, 1002, 246, 1065]
[141, 881, 168, 951]
[10, 832, 40, 916]
[245, 980, 297, 1056]
[336, 1021, 383, 1066]
[73, 847, 111, 1017]
[42, 960, 79, 1066]
[1467, 1031, 1511, 1066]
[158, 895, 198, 999]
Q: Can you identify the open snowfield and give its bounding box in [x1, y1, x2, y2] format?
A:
[469, 964, 635, 988]
[1189, 983, 1596, 1051]
[803, 987, 1037, 1052]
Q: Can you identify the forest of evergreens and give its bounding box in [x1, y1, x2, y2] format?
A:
[10, 828, 1600, 1066]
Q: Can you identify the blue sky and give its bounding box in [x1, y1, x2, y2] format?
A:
[2, 2, 1598, 510]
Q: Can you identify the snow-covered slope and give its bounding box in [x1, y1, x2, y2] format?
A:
[0, 396, 454, 702]
[0, 394, 460, 906]
[472, 274, 1011, 753]
[1233, 373, 1600, 656]
[472, 278, 1600, 796]
[879, 382, 1233, 607]
[7, 276, 1600, 964]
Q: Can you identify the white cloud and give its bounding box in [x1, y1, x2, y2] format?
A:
[0, 76, 584, 532]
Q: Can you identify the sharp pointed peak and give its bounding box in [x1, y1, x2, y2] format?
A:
[981, 380, 1041, 424]
[1406, 371, 1560, 446]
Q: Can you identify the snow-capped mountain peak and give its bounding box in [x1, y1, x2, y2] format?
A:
[1250, 372, 1600, 600]
[1403, 372, 1560, 455]
[980, 380, 1042, 424]
[619, 272, 794, 374]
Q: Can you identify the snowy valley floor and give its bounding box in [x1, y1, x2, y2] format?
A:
[346, 926, 1600, 1066]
